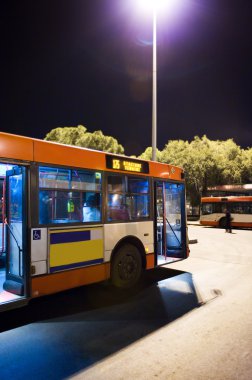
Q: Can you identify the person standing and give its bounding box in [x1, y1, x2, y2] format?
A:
[225, 209, 232, 233]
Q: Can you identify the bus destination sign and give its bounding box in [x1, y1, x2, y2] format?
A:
[106, 155, 149, 174]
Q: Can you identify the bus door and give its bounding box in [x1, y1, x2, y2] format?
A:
[3, 166, 28, 300]
[155, 181, 186, 265]
[0, 177, 5, 255]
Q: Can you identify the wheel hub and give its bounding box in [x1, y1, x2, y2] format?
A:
[119, 255, 136, 280]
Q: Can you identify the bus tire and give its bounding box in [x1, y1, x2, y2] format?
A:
[111, 244, 142, 289]
[219, 217, 226, 228]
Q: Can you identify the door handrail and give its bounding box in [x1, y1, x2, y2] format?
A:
[5, 218, 23, 276]
[166, 217, 181, 246]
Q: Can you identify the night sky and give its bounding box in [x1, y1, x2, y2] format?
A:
[1, 0, 251, 156]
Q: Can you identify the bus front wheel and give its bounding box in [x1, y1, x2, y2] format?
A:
[219, 217, 227, 228]
[111, 244, 142, 288]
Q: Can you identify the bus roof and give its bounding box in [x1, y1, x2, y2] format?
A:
[0, 131, 184, 181]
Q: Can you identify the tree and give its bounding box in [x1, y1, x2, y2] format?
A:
[160, 139, 190, 168]
[159, 137, 203, 205]
[240, 147, 252, 183]
[210, 138, 244, 185]
[44, 126, 124, 154]
[138, 147, 162, 161]
[77, 130, 124, 154]
[44, 125, 87, 145]
[159, 135, 250, 207]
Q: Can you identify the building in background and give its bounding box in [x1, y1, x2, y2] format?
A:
[206, 184, 252, 197]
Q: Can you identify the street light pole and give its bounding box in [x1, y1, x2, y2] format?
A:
[152, 6, 157, 161]
[137, 0, 184, 160]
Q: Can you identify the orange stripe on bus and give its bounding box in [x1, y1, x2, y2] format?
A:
[0, 133, 34, 161]
[200, 221, 252, 228]
[200, 221, 218, 226]
[146, 253, 155, 269]
[34, 140, 106, 171]
[231, 222, 252, 228]
[149, 161, 183, 181]
[32, 254, 156, 298]
[31, 263, 110, 297]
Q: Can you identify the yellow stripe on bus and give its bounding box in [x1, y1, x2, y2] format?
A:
[50, 239, 103, 267]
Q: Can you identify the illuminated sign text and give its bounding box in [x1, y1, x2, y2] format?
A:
[106, 155, 149, 174]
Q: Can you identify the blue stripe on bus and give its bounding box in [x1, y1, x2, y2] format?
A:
[50, 230, 91, 245]
[50, 258, 103, 272]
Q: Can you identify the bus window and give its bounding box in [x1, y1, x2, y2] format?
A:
[39, 166, 102, 225]
[231, 202, 244, 214]
[39, 190, 84, 224]
[0, 179, 4, 221]
[201, 203, 213, 215]
[39, 167, 71, 189]
[107, 175, 150, 222]
[128, 177, 150, 219]
[128, 177, 149, 193]
[107, 175, 124, 193]
[246, 204, 252, 214]
[126, 194, 150, 219]
[72, 170, 101, 191]
[107, 193, 129, 221]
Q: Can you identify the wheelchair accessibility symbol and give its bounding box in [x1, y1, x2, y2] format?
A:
[33, 229, 41, 240]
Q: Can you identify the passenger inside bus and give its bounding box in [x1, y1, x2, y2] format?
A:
[39, 192, 52, 224]
[83, 194, 101, 222]
[108, 203, 130, 221]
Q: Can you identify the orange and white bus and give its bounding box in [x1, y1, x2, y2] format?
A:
[0, 132, 189, 312]
[200, 196, 252, 228]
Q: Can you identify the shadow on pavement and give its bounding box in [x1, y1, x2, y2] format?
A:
[0, 267, 202, 380]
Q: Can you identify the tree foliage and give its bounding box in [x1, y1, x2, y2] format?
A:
[44, 126, 124, 154]
[239, 147, 252, 184]
[138, 147, 162, 161]
[139, 135, 252, 206]
[44, 125, 87, 145]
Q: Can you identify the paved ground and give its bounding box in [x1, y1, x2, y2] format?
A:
[71, 225, 252, 380]
[0, 225, 251, 380]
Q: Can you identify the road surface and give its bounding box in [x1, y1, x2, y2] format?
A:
[0, 225, 251, 380]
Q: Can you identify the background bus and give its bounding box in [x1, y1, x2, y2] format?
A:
[0, 132, 189, 312]
[200, 196, 252, 228]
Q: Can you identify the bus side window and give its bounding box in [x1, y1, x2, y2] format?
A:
[39, 166, 102, 225]
[107, 193, 130, 221]
[106, 175, 150, 222]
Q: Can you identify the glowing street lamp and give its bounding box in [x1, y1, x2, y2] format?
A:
[136, 0, 185, 161]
